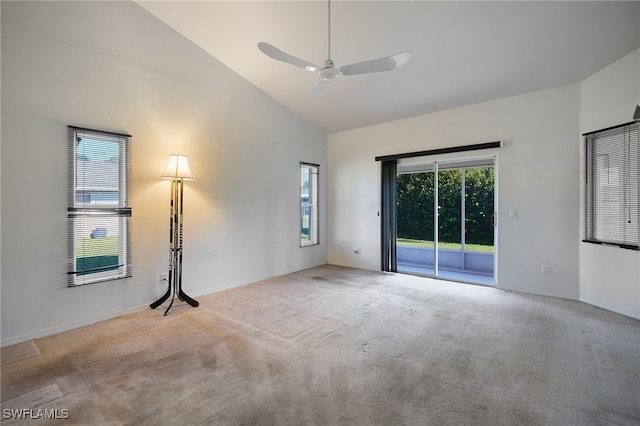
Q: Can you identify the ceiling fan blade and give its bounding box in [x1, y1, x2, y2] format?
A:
[312, 80, 331, 97]
[341, 51, 412, 76]
[258, 42, 319, 72]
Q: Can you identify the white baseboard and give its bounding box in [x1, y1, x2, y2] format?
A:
[1, 263, 328, 348]
[496, 283, 578, 301]
[498, 284, 639, 320]
[578, 295, 640, 320]
[1, 304, 149, 348]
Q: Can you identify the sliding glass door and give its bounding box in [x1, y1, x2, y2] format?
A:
[461, 166, 495, 283]
[435, 166, 462, 280]
[396, 171, 435, 274]
[396, 158, 495, 285]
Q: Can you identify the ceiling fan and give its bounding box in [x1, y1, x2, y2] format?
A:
[258, 0, 411, 97]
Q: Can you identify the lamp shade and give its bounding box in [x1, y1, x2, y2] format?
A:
[161, 155, 195, 180]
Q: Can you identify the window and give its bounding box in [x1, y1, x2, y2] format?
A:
[584, 121, 639, 250]
[67, 126, 132, 286]
[300, 163, 319, 246]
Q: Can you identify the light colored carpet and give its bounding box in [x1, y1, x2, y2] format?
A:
[2, 265, 639, 425]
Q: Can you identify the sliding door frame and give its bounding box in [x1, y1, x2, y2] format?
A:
[390, 154, 498, 285]
[377, 141, 501, 279]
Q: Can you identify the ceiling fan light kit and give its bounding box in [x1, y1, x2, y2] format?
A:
[319, 60, 340, 82]
[257, 0, 411, 96]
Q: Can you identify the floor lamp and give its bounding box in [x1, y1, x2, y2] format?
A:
[150, 154, 199, 316]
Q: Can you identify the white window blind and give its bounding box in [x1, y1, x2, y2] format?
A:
[67, 126, 132, 285]
[584, 121, 639, 250]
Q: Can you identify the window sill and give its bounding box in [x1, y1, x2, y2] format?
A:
[581, 239, 640, 251]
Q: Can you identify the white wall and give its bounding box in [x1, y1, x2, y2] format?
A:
[1, 1, 327, 346]
[328, 48, 640, 319]
[579, 49, 640, 319]
[328, 85, 581, 300]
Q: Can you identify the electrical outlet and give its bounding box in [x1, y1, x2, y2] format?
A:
[541, 265, 551, 275]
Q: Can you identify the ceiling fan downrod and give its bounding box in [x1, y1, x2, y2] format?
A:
[327, 0, 331, 61]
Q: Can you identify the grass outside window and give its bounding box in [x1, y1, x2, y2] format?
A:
[397, 238, 494, 253]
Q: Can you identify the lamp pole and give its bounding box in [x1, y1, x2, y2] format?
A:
[150, 155, 199, 315]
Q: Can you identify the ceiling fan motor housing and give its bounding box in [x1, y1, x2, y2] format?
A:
[319, 59, 341, 81]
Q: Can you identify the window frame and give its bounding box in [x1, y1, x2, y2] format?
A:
[583, 121, 639, 251]
[300, 162, 319, 247]
[67, 126, 133, 286]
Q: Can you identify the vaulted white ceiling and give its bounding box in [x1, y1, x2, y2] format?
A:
[138, 1, 640, 134]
